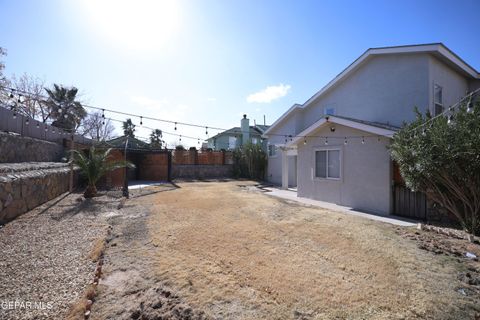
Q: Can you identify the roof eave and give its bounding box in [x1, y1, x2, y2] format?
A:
[286, 115, 397, 147]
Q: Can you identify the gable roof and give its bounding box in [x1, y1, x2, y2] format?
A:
[208, 125, 270, 140]
[102, 135, 151, 150]
[264, 43, 479, 136]
[285, 115, 398, 147]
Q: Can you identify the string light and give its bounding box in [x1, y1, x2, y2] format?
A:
[344, 137, 347, 145]
[44, 125, 48, 132]
[36, 121, 40, 128]
[179, 135, 182, 142]
[304, 137, 307, 145]
[467, 100, 473, 113]
[25, 118, 29, 125]
[174, 122, 177, 130]
[325, 137, 328, 145]
[140, 116, 143, 125]
[205, 126, 208, 135]
[361, 136, 365, 144]
[447, 114, 454, 125]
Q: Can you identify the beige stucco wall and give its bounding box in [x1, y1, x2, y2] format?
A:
[428, 56, 469, 112]
[297, 124, 392, 215]
[301, 53, 431, 129]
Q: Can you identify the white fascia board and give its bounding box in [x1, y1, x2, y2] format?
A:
[301, 44, 479, 111]
[262, 104, 302, 136]
[286, 116, 396, 147]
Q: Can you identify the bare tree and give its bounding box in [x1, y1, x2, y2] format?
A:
[80, 111, 115, 141]
[10, 73, 47, 120]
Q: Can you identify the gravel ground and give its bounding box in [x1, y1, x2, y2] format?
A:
[0, 191, 116, 320]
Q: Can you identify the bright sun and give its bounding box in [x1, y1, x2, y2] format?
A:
[82, 0, 182, 52]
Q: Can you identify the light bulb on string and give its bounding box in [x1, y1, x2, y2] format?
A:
[102, 109, 105, 118]
[179, 135, 182, 142]
[174, 122, 177, 130]
[304, 137, 307, 145]
[198, 138, 200, 145]
[447, 114, 454, 125]
[44, 126, 48, 132]
[140, 116, 143, 125]
[13, 112, 17, 119]
[467, 100, 473, 113]
[361, 136, 365, 144]
[205, 127, 208, 135]
[25, 118, 30, 125]
[344, 137, 347, 145]
[325, 137, 328, 145]
[17, 94, 22, 103]
[36, 122, 40, 128]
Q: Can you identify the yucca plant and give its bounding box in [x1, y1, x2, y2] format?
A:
[73, 147, 135, 198]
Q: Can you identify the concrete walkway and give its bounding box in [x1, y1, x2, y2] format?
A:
[263, 187, 416, 227]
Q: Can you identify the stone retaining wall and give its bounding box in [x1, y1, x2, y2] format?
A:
[0, 162, 78, 224]
[172, 164, 233, 180]
[0, 132, 65, 163]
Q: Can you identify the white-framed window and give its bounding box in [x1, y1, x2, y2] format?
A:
[434, 84, 443, 116]
[314, 149, 341, 179]
[268, 144, 277, 157]
[228, 136, 237, 149]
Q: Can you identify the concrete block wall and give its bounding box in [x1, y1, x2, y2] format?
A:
[172, 164, 233, 180]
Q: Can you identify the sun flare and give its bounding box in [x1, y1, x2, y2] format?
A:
[82, 0, 182, 52]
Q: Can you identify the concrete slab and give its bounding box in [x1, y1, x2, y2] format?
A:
[263, 186, 416, 227]
[128, 181, 167, 190]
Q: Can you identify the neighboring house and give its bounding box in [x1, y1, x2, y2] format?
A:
[207, 114, 270, 150]
[263, 43, 480, 215]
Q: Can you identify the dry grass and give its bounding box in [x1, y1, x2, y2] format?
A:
[88, 237, 106, 262]
[65, 284, 96, 320]
[138, 181, 478, 319]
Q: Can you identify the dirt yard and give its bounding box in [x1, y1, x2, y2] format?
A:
[88, 181, 480, 320]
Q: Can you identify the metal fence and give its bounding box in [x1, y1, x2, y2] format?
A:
[0, 105, 92, 145]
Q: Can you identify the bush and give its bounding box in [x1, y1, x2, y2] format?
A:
[232, 142, 267, 180]
[390, 98, 480, 235]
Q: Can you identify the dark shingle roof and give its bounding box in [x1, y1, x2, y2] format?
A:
[101, 135, 151, 150]
[331, 115, 400, 131]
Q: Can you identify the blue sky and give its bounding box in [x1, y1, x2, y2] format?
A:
[1, 0, 479, 146]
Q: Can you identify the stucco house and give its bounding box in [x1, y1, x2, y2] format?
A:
[207, 114, 269, 150]
[263, 43, 480, 215]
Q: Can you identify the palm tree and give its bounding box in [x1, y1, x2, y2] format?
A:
[45, 84, 86, 132]
[122, 118, 136, 137]
[73, 147, 134, 198]
[150, 129, 163, 148]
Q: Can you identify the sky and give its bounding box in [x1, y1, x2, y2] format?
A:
[1, 0, 479, 146]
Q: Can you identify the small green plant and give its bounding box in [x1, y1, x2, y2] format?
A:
[73, 147, 134, 198]
[232, 142, 267, 180]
